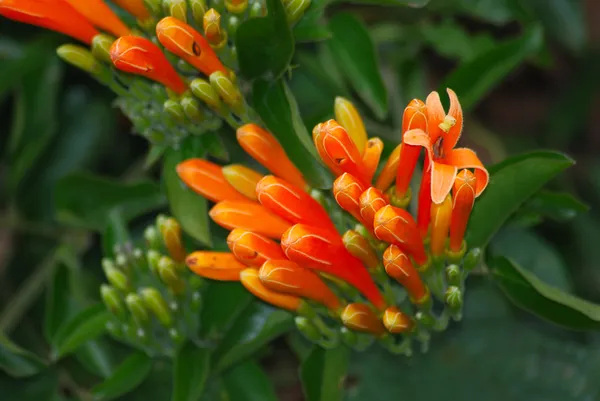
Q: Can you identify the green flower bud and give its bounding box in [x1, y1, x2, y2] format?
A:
[177, 59, 197, 74]
[143, 0, 163, 15]
[106, 321, 122, 337]
[463, 247, 482, 273]
[444, 286, 462, 310]
[56, 45, 101, 75]
[284, 0, 310, 25]
[190, 78, 223, 111]
[100, 285, 126, 318]
[158, 256, 185, 294]
[102, 260, 130, 292]
[181, 96, 205, 122]
[91, 34, 114, 63]
[164, 99, 186, 122]
[169, 328, 184, 344]
[191, 291, 202, 311]
[146, 250, 162, 275]
[115, 253, 128, 270]
[227, 15, 241, 36]
[445, 264, 461, 287]
[209, 71, 243, 114]
[415, 311, 435, 328]
[140, 288, 173, 326]
[163, 0, 187, 21]
[190, 0, 207, 24]
[340, 327, 357, 347]
[133, 248, 144, 262]
[225, 0, 248, 14]
[125, 294, 150, 324]
[249, 1, 265, 17]
[295, 317, 321, 343]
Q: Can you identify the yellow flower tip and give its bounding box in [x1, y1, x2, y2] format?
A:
[341, 303, 386, 336]
[158, 217, 186, 263]
[334, 97, 368, 155]
[226, 228, 285, 267]
[342, 230, 379, 269]
[362, 137, 384, 184]
[430, 193, 453, 256]
[185, 251, 246, 281]
[382, 244, 427, 303]
[222, 164, 264, 201]
[176, 158, 249, 203]
[382, 306, 413, 334]
[203, 8, 226, 46]
[240, 268, 302, 312]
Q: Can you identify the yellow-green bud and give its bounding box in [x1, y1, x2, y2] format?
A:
[158, 256, 185, 294]
[340, 327, 357, 347]
[91, 34, 115, 63]
[444, 286, 462, 310]
[225, 0, 248, 14]
[204, 9, 226, 48]
[463, 248, 482, 272]
[56, 45, 101, 75]
[102, 260, 130, 292]
[163, 0, 187, 21]
[140, 288, 173, 326]
[190, 78, 223, 111]
[190, 0, 207, 24]
[445, 264, 461, 287]
[209, 71, 243, 114]
[100, 285, 126, 318]
[295, 317, 321, 343]
[164, 99, 186, 122]
[181, 96, 204, 122]
[227, 15, 241, 36]
[284, 0, 310, 25]
[415, 311, 435, 328]
[125, 294, 150, 324]
[169, 328, 184, 344]
[143, 0, 162, 15]
[146, 250, 162, 275]
[249, 1, 265, 17]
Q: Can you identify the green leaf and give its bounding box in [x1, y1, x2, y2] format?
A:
[223, 360, 279, 401]
[522, 190, 589, 222]
[55, 172, 166, 231]
[252, 78, 332, 188]
[343, 0, 429, 5]
[172, 342, 211, 401]
[419, 20, 495, 62]
[235, 0, 294, 80]
[44, 261, 72, 343]
[103, 210, 131, 257]
[491, 257, 600, 331]
[0, 369, 59, 401]
[466, 151, 574, 248]
[442, 26, 543, 111]
[214, 303, 293, 372]
[92, 352, 153, 401]
[293, 0, 331, 42]
[75, 339, 116, 379]
[327, 13, 388, 120]
[0, 334, 46, 378]
[51, 304, 110, 359]
[200, 282, 253, 340]
[163, 136, 212, 247]
[300, 345, 349, 401]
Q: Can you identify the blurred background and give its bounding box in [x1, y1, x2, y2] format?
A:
[1, 0, 600, 400]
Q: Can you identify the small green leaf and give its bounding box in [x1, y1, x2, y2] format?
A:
[200, 282, 253, 340]
[300, 345, 350, 401]
[223, 360, 279, 401]
[75, 339, 116, 379]
[103, 210, 131, 257]
[293, 0, 331, 43]
[0, 334, 46, 378]
[92, 352, 153, 401]
[466, 151, 574, 248]
[327, 13, 387, 120]
[490, 257, 600, 331]
[442, 26, 543, 111]
[522, 190, 589, 222]
[51, 304, 110, 359]
[44, 261, 72, 343]
[419, 20, 496, 62]
[214, 303, 293, 372]
[172, 342, 211, 401]
[252, 78, 332, 189]
[235, 0, 294, 80]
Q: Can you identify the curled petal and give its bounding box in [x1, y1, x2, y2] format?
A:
[210, 200, 292, 239]
[374, 143, 401, 192]
[430, 194, 452, 256]
[359, 187, 388, 229]
[259, 259, 342, 311]
[222, 164, 264, 201]
[113, 0, 151, 19]
[402, 99, 428, 134]
[227, 229, 286, 267]
[341, 303, 385, 336]
[333, 173, 366, 222]
[66, 0, 130, 37]
[442, 89, 464, 156]
[342, 230, 379, 269]
[176, 159, 248, 203]
[425, 91, 445, 152]
[383, 245, 427, 302]
[237, 124, 307, 189]
[444, 147, 489, 198]
[362, 138, 383, 184]
[373, 205, 427, 266]
[382, 306, 413, 334]
[241, 268, 302, 311]
[450, 169, 476, 252]
[431, 161, 457, 205]
[110, 36, 187, 94]
[334, 97, 368, 156]
[186, 251, 246, 281]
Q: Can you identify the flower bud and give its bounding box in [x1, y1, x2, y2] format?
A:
[445, 264, 461, 287]
[375, 144, 401, 192]
[227, 229, 285, 267]
[102, 260, 130, 292]
[415, 311, 435, 328]
[256, 175, 337, 232]
[240, 268, 302, 312]
[341, 303, 385, 336]
[163, 99, 186, 122]
[100, 285, 126, 318]
[382, 306, 413, 334]
[203, 9, 227, 48]
[236, 124, 307, 190]
[186, 251, 246, 281]
[110, 36, 187, 94]
[295, 316, 321, 342]
[190, 78, 224, 111]
[181, 96, 205, 122]
[163, 0, 187, 21]
[190, 0, 207, 23]
[430, 194, 452, 256]
[396, 99, 427, 197]
[143, 227, 161, 250]
[140, 288, 173, 326]
[362, 138, 383, 185]
[284, 0, 310, 24]
[449, 169, 476, 253]
[259, 259, 342, 311]
[334, 97, 367, 156]
[342, 230, 378, 269]
[227, 16, 240, 36]
[340, 327, 358, 347]
[225, 0, 248, 14]
[143, 0, 162, 15]
[222, 165, 264, 201]
[383, 245, 428, 303]
[56, 45, 101, 75]
[249, 1, 265, 17]
[373, 205, 427, 266]
[0, 0, 99, 44]
[463, 248, 482, 273]
[158, 256, 185, 294]
[359, 187, 388, 229]
[91, 34, 115, 64]
[333, 173, 366, 222]
[445, 286, 462, 310]
[209, 71, 244, 114]
[156, 17, 227, 77]
[210, 200, 292, 239]
[113, 0, 151, 19]
[146, 250, 161, 275]
[176, 158, 249, 203]
[125, 293, 150, 324]
[417, 159, 432, 236]
[65, 0, 131, 37]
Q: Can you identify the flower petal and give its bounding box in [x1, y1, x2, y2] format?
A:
[445, 148, 489, 198]
[402, 129, 432, 162]
[425, 91, 445, 147]
[444, 88, 464, 154]
[430, 161, 457, 204]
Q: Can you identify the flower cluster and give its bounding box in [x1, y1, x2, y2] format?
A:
[179, 95, 487, 353]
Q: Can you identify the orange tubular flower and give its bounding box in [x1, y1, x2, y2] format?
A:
[359, 187, 389, 229]
[383, 306, 413, 334]
[334, 97, 368, 155]
[374, 144, 401, 192]
[222, 164, 264, 201]
[373, 205, 427, 266]
[403, 89, 489, 204]
[342, 230, 379, 269]
[158, 217, 186, 263]
[0, 0, 99, 45]
[259, 259, 342, 311]
[226, 229, 286, 267]
[383, 245, 428, 303]
[65, 0, 131, 37]
[240, 268, 302, 312]
[313, 120, 370, 186]
[341, 303, 386, 336]
[362, 138, 384, 184]
[110, 36, 187, 94]
[236, 124, 307, 190]
[113, 0, 150, 20]
[176, 159, 249, 203]
[449, 169, 476, 253]
[281, 224, 386, 310]
[210, 201, 292, 239]
[395, 99, 427, 199]
[333, 173, 366, 222]
[186, 251, 247, 281]
[256, 175, 338, 233]
[417, 158, 432, 236]
[156, 16, 227, 76]
[430, 194, 452, 256]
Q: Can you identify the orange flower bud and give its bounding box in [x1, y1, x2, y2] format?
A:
[256, 175, 337, 232]
[110, 36, 187, 94]
[341, 303, 385, 336]
[312, 120, 369, 186]
[362, 138, 383, 184]
[221, 164, 264, 201]
[382, 306, 413, 334]
[417, 158, 432, 236]
[383, 245, 427, 302]
[158, 217, 186, 263]
[186, 251, 246, 281]
[236, 124, 307, 190]
[210, 201, 292, 240]
[333, 173, 366, 222]
[395, 143, 421, 200]
[450, 169, 476, 252]
[402, 99, 428, 135]
[259, 259, 342, 311]
[281, 224, 386, 310]
[156, 16, 227, 77]
[430, 194, 452, 256]
[373, 205, 427, 266]
[359, 187, 388, 229]
[0, 0, 99, 45]
[374, 145, 400, 194]
[65, 0, 130, 37]
[176, 159, 248, 203]
[227, 229, 286, 267]
[240, 268, 302, 312]
[113, 0, 151, 20]
[334, 97, 368, 156]
[342, 230, 378, 269]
